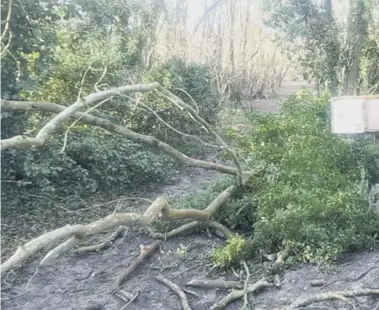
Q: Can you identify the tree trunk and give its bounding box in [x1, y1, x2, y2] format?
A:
[342, 0, 369, 95]
[228, 0, 235, 73]
[323, 0, 340, 96]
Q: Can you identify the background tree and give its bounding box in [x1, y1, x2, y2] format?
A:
[262, 0, 377, 96]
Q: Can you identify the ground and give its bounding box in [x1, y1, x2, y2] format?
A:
[2, 79, 379, 310]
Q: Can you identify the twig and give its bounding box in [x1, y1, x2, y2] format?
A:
[372, 301, 379, 310]
[75, 226, 127, 253]
[76, 63, 93, 101]
[0, 0, 13, 58]
[115, 290, 139, 310]
[112, 240, 161, 290]
[155, 274, 192, 310]
[150, 219, 234, 241]
[319, 265, 378, 290]
[241, 261, 251, 310]
[186, 278, 243, 290]
[157, 88, 243, 184]
[353, 266, 377, 281]
[116, 92, 222, 149]
[182, 288, 200, 298]
[286, 288, 379, 310]
[64, 196, 154, 213]
[60, 97, 112, 153]
[173, 88, 200, 113]
[209, 277, 272, 310]
[94, 65, 108, 92]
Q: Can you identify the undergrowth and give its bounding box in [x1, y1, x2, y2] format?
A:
[244, 90, 379, 265]
[171, 90, 379, 268]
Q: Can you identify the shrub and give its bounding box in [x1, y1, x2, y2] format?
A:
[137, 58, 219, 156]
[143, 57, 219, 124]
[233, 90, 379, 264]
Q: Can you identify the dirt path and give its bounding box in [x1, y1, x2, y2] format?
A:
[2, 81, 379, 310]
[244, 78, 317, 113]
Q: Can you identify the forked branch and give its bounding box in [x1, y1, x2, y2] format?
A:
[1, 100, 246, 176]
[0, 83, 161, 150]
[1, 174, 251, 275]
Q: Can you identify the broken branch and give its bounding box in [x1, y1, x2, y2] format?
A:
[113, 240, 161, 290]
[286, 288, 379, 310]
[155, 274, 192, 310]
[75, 226, 127, 253]
[1, 196, 168, 275]
[185, 278, 243, 290]
[0, 83, 161, 150]
[1, 100, 243, 176]
[209, 277, 272, 310]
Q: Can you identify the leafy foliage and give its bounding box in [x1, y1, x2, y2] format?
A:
[143, 58, 218, 124]
[1, 0, 61, 99]
[234, 90, 379, 263]
[211, 234, 248, 268]
[135, 58, 219, 155]
[262, 0, 340, 93]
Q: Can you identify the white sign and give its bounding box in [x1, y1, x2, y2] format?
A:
[331, 95, 379, 134]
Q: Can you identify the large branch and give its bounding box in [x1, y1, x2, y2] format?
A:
[1, 175, 250, 275]
[0, 83, 160, 150]
[286, 288, 379, 310]
[0, 196, 168, 275]
[157, 89, 243, 183]
[1, 100, 242, 176]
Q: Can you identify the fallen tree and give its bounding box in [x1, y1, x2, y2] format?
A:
[0, 81, 252, 275]
[3, 82, 379, 310]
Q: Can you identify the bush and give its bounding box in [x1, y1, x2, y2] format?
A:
[1, 118, 173, 215]
[143, 57, 219, 124]
[136, 58, 219, 156]
[233, 90, 379, 264]
[64, 127, 172, 191]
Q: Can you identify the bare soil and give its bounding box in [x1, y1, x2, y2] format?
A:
[2, 80, 379, 310]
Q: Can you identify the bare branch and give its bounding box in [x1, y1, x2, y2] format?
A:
[0, 83, 162, 150]
[155, 274, 192, 310]
[1, 174, 246, 275]
[94, 65, 108, 92]
[75, 226, 127, 253]
[286, 288, 379, 310]
[1, 196, 168, 275]
[113, 240, 161, 290]
[241, 261, 251, 310]
[60, 97, 112, 153]
[192, 0, 226, 35]
[157, 88, 243, 183]
[76, 62, 93, 100]
[173, 88, 200, 113]
[0, 0, 13, 58]
[185, 278, 243, 290]
[1, 100, 244, 176]
[116, 92, 222, 149]
[209, 278, 272, 310]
